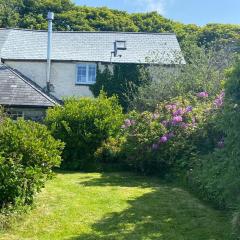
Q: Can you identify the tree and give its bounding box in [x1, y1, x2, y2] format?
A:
[0, 0, 239, 47]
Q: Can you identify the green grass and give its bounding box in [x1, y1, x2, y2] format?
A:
[0, 172, 232, 240]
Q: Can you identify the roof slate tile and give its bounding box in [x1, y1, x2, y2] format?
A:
[0, 64, 57, 107]
[0, 29, 184, 64]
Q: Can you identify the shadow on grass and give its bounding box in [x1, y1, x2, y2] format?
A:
[68, 173, 231, 240]
[78, 172, 166, 188]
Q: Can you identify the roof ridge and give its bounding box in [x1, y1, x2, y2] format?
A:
[0, 28, 176, 35]
[4, 64, 60, 106]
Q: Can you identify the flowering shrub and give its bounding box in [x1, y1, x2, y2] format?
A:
[120, 111, 167, 174]
[120, 95, 212, 175]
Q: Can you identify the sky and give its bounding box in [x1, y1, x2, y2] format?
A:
[74, 0, 240, 26]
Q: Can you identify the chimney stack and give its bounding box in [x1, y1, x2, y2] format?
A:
[46, 12, 54, 92]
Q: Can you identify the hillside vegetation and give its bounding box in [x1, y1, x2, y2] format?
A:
[0, 0, 240, 46]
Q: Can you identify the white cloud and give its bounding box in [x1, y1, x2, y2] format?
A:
[133, 0, 167, 14]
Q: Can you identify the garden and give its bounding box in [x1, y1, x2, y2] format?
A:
[0, 42, 240, 239]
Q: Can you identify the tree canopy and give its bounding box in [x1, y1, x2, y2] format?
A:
[0, 0, 239, 46]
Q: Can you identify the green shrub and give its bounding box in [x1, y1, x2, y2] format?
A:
[131, 43, 234, 111]
[185, 62, 240, 237]
[94, 137, 127, 171]
[94, 137, 125, 164]
[232, 209, 240, 239]
[0, 118, 63, 208]
[121, 110, 167, 175]
[45, 92, 124, 170]
[119, 95, 211, 176]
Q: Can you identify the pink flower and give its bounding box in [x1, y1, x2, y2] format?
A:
[214, 98, 223, 107]
[124, 119, 131, 127]
[166, 132, 174, 139]
[197, 92, 209, 98]
[172, 116, 183, 123]
[214, 91, 225, 108]
[173, 108, 185, 116]
[186, 106, 193, 113]
[165, 104, 177, 111]
[159, 136, 168, 143]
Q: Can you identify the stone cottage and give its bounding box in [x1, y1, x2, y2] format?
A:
[0, 26, 184, 119]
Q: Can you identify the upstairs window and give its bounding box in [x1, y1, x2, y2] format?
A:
[76, 64, 97, 85]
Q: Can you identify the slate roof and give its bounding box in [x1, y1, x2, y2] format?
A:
[0, 64, 58, 107]
[0, 29, 184, 64]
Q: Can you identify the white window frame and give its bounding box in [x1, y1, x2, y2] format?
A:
[76, 63, 97, 85]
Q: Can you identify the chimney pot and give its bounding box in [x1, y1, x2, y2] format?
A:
[47, 12, 54, 21]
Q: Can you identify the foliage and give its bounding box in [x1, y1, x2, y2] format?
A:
[131, 43, 235, 111]
[121, 111, 167, 175]
[94, 137, 125, 168]
[232, 208, 240, 239]
[0, 1, 240, 47]
[45, 92, 124, 170]
[184, 62, 240, 237]
[118, 94, 214, 176]
[197, 23, 240, 46]
[0, 118, 63, 209]
[90, 64, 149, 111]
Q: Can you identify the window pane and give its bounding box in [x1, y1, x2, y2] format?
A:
[88, 65, 96, 83]
[77, 65, 87, 83]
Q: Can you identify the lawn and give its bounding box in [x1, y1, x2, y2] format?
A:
[0, 172, 232, 240]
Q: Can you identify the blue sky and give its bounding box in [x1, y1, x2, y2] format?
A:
[74, 0, 240, 26]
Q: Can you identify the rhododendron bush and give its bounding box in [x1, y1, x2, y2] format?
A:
[119, 93, 220, 175]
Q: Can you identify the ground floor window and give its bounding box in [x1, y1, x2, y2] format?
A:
[6, 110, 24, 120]
[6, 108, 46, 122]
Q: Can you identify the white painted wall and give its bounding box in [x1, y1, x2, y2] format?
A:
[6, 60, 165, 100]
[6, 61, 113, 99]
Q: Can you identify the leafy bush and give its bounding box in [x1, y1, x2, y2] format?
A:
[0, 118, 63, 208]
[94, 137, 127, 171]
[119, 94, 211, 176]
[94, 137, 125, 164]
[131, 43, 235, 111]
[186, 62, 240, 237]
[45, 92, 124, 170]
